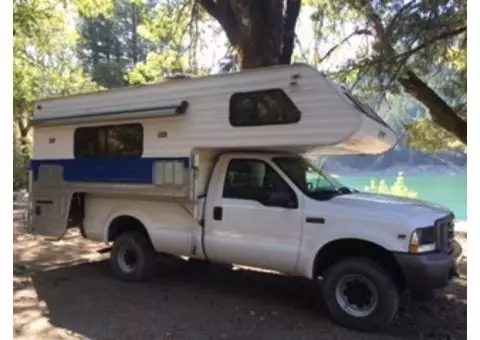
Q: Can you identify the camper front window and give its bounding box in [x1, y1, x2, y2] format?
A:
[273, 156, 351, 200]
[229, 89, 301, 127]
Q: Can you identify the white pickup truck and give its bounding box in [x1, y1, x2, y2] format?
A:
[67, 151, 457, 332]
[27, 64, 458, 332]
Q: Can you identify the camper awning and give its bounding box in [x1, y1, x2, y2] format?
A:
[31, 100, 189, 127]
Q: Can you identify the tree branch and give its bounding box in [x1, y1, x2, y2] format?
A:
[279, 0, 301, 64]
[339, 24, 466, 75]
[197, 0, 241, 46]
[385, 0, 420, 39]
[360, 0, 394, 55]
[294, 34, 310, 63]
[345, 25, 466, 75]
[197, 0, 219, 19]
[318, 28, 371, 65]
[399, 71, 467, 144]
[395, 26, 466, 62]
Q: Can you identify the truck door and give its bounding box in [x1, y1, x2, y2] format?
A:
[204, 156, 303, 274]
[27, 164, 73, 238]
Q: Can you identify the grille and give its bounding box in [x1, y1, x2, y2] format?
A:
[435, 214, 455, 254]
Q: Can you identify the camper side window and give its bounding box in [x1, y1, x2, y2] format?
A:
[74, 123, 143, 158]
[229, 89, 301, 127]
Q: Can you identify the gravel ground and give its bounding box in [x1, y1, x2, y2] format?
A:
[13, 210, 467, 340]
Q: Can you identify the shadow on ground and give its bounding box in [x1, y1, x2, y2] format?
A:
[24, 256, 466, 340]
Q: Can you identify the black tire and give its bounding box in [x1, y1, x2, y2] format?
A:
[110, 231, 157, 282]
[322, 257, 399, 332]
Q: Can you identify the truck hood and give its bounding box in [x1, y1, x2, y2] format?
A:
[327, 192, 452, 226]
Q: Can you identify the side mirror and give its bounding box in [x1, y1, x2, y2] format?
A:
[264, 191, 296, 208]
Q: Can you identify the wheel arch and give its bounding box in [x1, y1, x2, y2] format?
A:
[312, 238, 407, 291]
[104, 211, 153, 246]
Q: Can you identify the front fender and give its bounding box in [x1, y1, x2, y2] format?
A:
[297, 232, 408, 279]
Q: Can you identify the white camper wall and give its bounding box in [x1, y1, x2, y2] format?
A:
[33, 125, 74, 159]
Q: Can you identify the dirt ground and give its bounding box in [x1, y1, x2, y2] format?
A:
[13, 210, 467, 340]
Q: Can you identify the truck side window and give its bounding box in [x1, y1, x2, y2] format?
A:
[223, 159, 296, 205]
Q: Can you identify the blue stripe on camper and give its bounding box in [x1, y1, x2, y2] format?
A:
[30, 157, 190, 184]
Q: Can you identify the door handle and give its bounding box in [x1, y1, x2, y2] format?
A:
[213, 206, 223, 221]
[306, 216, 325, 224]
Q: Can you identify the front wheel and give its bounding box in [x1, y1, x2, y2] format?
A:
[322, 258, 399, 332]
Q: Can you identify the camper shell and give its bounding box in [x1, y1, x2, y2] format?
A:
[29, 63, 396, 199]
[29, 63, 397, 235]
[26, 63, 457, 333]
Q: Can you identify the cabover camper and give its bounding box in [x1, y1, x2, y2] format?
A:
[27, 63, 457, 332]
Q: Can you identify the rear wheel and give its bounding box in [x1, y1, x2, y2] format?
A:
[110, 231, 157, 282]
[322, 258, 399, 332]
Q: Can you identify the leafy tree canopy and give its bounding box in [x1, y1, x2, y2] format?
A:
[308, 0, 466, 151]
[14, 0, 104, 142]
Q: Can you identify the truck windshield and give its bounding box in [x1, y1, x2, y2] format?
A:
[272, 156, 352, 200]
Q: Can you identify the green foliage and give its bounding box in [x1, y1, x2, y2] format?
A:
[125, 0, 189, 84]
[364, 172, 418, 199]
[73, 0, 114, 18]
[13, 0, 103, 188]
[13, 126, 30, 191]
[404, 118, 467, 154]
[14, 0, 101, 120]
[127, 51, 186, 85]
[126, 0, 213, 84]
[307, 0, 467, 152]
[77, 0, 155, 88]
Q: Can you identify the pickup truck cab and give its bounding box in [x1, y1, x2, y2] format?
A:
[95, 151, 457, 332]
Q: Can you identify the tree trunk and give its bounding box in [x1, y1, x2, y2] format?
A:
[131, 3, 138, 64]
[17, 120, 29, 150]
[398, 71, 467, 145]
[15, 118, 31, 166]
[198, 0, 300, 69]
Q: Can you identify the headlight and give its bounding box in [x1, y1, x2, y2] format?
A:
[409, 226, 437, 253]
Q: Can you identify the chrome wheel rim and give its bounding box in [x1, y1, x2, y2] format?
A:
[117, 244, 138, 274]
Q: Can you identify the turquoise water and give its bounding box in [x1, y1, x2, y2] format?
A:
[339, 174, 467, 220]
